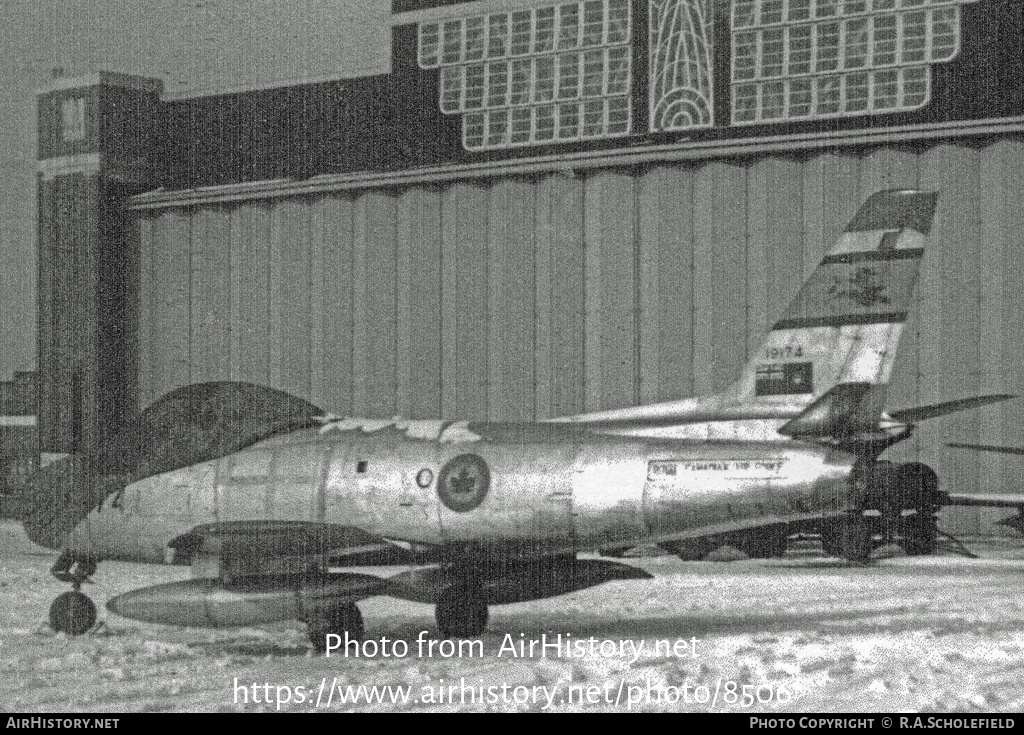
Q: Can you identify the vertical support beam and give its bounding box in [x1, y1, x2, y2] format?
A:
[36, 72, 162, 455]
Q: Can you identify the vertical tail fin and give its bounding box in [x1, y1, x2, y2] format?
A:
[726, 189, 938, 414]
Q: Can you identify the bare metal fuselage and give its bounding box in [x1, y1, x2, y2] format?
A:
[61, 420, 857, 565]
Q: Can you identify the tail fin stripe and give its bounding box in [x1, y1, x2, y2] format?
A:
[773, 312, 909, 330]
[823, 247, 924, 265]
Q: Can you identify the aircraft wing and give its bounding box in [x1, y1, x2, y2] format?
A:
[944, 492, 1024, 508]
[167, 520, 419, 571]
[947, 443, 1024, 456]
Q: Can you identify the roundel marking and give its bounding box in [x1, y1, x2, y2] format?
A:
[437, 453, 490, 512]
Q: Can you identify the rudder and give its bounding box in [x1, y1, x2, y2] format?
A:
[726, 189, 938, 414]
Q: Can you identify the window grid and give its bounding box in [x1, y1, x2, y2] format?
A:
[463, 96, 631, 150]
[732, 65, 931, 123]
[419, 0, 631, 68]
[733, 0, 977, 28]
[731, 7, 967, 82]
[420, 0, 633, 151]
[439, 48, 632, 113]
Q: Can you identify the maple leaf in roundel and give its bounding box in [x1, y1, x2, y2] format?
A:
[449, 468, 477, 496]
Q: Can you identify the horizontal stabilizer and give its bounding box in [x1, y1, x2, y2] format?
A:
[947, 443, 1024, 456]
[944, 492, 1024, 508]
[889, 395, 1015, 423]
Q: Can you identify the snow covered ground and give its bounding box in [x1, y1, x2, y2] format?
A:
[3, 520, 1024, 713]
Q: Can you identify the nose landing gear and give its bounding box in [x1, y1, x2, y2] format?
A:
[49, 552, 98, 635]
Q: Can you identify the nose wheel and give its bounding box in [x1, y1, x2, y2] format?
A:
[49, 590, 97, 635]
[48, 552, 99, 635]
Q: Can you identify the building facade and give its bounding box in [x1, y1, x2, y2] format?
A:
[37, 0, 1024, 534]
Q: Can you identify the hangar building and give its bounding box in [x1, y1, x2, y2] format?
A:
[36, 0, 1024, 534]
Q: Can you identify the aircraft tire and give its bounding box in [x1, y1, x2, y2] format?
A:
[820, 518, 874, 564]
[435, 587, 488, 638]
[894, 462, 941, 511]
[307, 603, 364, 653]
[730, 526, 789, 559]
[901, 512, 939, 556]
[49, 590, 97, 635]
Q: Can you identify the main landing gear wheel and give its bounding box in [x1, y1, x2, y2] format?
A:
[821, 517, 874, 564]
[901, 512, 939, 556]
[307, 603, 364, 653]
[730, 526, 790, 559]
[894, 462, 941, 556]
[49, 590, 97, 635]
[435, 587, 488, 638]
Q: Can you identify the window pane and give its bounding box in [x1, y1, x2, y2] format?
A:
[535, 104, 556, 141]
[761, 28, 785, 78]
[557, 53, 581, 99]
[606, 96, 630, 132]
[872, 14, 898, 66]
[558, 4, 580, 49]
[788, 0, 812, 21]
[440, 66, 463, 113]
[582, 49, 604, 97]
[442, 19, 463, 65]
[463, 112, 485, 149]
[535, 56, 556, 102]
[558, 102, 581, 138]
[535, 7, 556, 53]
[464, 64, 485, 110]
[509, 58, 532, 105]
[815, 22, 840, 72]
[486, 109, 510, 146]
[582, 98, 605, 136]
[788, 25, 813, 76]
[510, 106, 533, 144]
[815, 75, 841, 114]
[733, 84, 759, 122]
[734, 0, 756, 28]
[843, 18, 869, 69]
[900, 12, 927, 63]
[419, 22, 440, 68]
[734, 31, 758, 81]
[582, 1, 604, 47]
[488, 14, 508, 57]
[465, 17, 485, 61]
[487, 61, 509, 107]
[606, 46, 630, 94]
[606, 0, 630, 44]
[845, 71, 869, 111]
[788, 78, 813, 116]
[761, 0, 784, 24]
[511, 10, 532, 55]
[762, 80, 785, 118]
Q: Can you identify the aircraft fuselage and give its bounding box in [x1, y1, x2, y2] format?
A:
[60, 420, 857, 565]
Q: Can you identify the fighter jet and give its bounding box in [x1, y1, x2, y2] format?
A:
[944, 443, 1024, 534]
[19, 189, 1009, 651]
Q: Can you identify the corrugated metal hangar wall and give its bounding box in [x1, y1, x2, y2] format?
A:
[131, 137, 1024, 535]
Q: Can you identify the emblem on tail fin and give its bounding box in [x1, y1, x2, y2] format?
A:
[828, 267, 890, 308]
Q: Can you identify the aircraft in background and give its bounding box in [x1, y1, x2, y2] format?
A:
[18, 189, 1012, 651]
[944, 443, 1024, 534]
